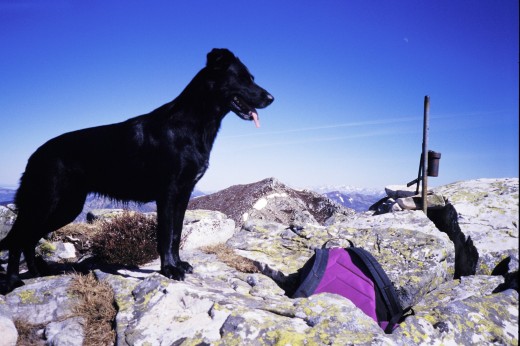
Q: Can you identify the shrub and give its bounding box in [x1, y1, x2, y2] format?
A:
[92, 212, 158, 266]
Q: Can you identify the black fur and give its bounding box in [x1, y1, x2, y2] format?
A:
[0, 48, 273, 293]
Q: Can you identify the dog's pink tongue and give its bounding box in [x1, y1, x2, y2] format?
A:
[250, 111, 260, 128]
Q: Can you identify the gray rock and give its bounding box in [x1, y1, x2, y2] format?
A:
[0, 178, 517, 345]
[434, 178, 519, 274]
[181, 210, 235, 250]
[229, 210, 453, 308]
[5, 276, 78, 325]
[37, 241, 77, 262]
[97, 251, 398, 346]
[385, 184, 419, 199]
[396, 194, 446, 210]
[0, 205, 16, 242]
[0, 296, 17, 346]
[396, 275, 519, 345]
[44, 317, 85, 346]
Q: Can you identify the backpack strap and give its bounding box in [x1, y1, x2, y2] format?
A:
[384, 306, 415, 333]
[292, 248, 329, 298]
[347, 247, 403, 329]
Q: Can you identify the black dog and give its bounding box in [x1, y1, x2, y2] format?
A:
[0, 48, 273, 293]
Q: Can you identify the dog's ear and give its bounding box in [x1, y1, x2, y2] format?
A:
[206, 48, 236, 70]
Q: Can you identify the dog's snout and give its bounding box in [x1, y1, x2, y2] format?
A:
[264, 92, 274, 105]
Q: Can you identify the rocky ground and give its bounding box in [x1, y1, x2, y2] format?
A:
[0, 178, 518, 345]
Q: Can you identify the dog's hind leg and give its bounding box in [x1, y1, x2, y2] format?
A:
[0, 220, 29, 293]
[25, 188, 88, 276]
[4, 183, 87, 288]
[1, 246, 24, 294]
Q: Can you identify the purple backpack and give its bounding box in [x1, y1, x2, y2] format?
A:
[293, 246, 410, 333]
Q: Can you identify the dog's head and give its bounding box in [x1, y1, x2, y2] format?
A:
[206, 48, 274, 127]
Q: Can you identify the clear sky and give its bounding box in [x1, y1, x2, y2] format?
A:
[0, 1, 518, 192]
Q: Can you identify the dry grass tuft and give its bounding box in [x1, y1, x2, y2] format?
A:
[14, 320, 46, 346]
[51, 222, 101, 240]
[13, 273, 116, 345]
[201, 243, 259, 273]
[68, 272, 117, 346]
[92, 211, 158, 266]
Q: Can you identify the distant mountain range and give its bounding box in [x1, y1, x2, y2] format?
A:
[309, 185, 385, 212]
[0, 188, 15, 205]
[0, 188, 205, 221]
[0, 181, 384, 219]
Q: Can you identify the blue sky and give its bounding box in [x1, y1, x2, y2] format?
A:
[0, 1, 518, 192]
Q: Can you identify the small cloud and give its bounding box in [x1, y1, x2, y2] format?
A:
[404, 37, 409, 43]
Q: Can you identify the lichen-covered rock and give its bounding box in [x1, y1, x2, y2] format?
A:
[0, 178, 518, 345]
[395, 275, 519, 345]
[230, 210, 453, 308]
[434, 178, 519, 274]
[96, 250, 398, 346]
[37, 240, 77, 263]
[94, 271, 141, 346]
[217, 293, 396, 346]
[5, 276, 78, 325]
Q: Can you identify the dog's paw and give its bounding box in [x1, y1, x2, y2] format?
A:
[0, 274, 24, 295]
[160, 261, 193, 281]
[178, 261, 193, 274]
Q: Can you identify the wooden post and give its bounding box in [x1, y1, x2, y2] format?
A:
[422, 96, 430, 215]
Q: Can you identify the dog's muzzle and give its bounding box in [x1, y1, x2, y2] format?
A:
[230, 93, 274, 128]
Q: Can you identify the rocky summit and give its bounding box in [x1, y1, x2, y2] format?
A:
[188, 177, 355, 228]
[0, 178, 518, 345]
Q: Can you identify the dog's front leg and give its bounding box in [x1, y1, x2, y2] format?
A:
[156, 190, 193, 280]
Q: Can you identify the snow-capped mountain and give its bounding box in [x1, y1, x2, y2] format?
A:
[310, 185, 385, 212]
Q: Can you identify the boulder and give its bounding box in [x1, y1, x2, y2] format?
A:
[44, 316, 85, 346]
[396, 194, 446, 210]
[181, 210, 235, 250]
[4, 276, 79, 325]
[37, 240, 77, 263]
[385, 184, 420, 199]
[434, 178, 519, 274]
[396, 275, 518, 345]
[0, 295, 18, 346]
